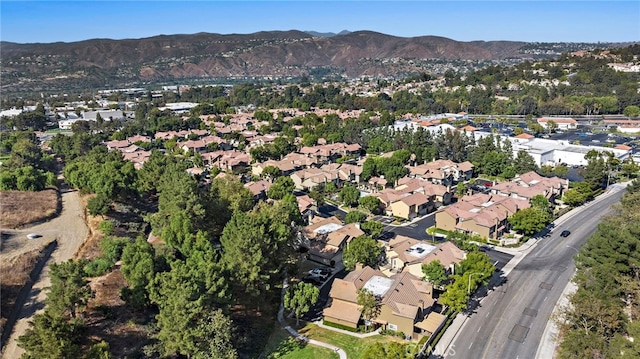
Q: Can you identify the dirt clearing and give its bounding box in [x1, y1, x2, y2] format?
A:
[0, 189, 59, 229]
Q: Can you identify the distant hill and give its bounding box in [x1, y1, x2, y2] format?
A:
[304, 30, 352, 37]
[0, 30, 628, 93]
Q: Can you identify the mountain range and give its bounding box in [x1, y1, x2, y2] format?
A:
[0, 30, 627, 93]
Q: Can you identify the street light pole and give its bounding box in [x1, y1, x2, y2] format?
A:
[468, 272, 484, 295]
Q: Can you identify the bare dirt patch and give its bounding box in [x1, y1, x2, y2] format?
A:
[84, 268, 153, 358]
[0, 189, 59, 229]
[0, 245, 48, 338]
[74, 205, 104, 261]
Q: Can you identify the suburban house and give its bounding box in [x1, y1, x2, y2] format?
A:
[295, 194, 317, 223]
[290, 167, 340, 191]
[372, 177, 452, 220]
[491, 171, 568, 202]
[251, 159, 299, 177]
[299, 216, 365, 266]
[407, 159, 475, 185]
[299, 142, 362, 164]
[380, 236, 466, 278]
[323, 266, 446, 340]
[202, 150, 251, 172]
[435, 193, 530, 240]
[244, 180, 271, 200]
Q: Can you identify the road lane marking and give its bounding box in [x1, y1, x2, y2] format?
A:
[486, 311, 490, 317]
[469, 343, 473, 349]
[477, 326, 482, 332]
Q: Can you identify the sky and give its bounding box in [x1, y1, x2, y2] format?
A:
[1, 1, 639, 44]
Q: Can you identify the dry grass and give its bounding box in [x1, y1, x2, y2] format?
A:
[74, 203, 105, 261]
[84, 268, 152, 358]
[0, 189, 59, 229]
[0, 245, 47, 337]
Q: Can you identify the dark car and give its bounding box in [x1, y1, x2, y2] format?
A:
[560, 230, 571, 237]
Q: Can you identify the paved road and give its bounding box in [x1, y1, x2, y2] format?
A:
[1, 189, 88, 358]
[440, 184, 627, 359]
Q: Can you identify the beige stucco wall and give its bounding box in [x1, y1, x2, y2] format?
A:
[378, 305, 416, 336]
[324, 316, 358, 329]
[435, 211, 457, 232]
[458, 220, 492, 239]
[390, 201, 412, 219]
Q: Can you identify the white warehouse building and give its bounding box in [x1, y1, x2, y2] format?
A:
[473, 132, 631, 167]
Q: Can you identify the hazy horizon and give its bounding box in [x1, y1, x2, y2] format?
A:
[1, 1, 639, 44]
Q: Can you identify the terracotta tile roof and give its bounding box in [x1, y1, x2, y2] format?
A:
[515, 133, 535, 139]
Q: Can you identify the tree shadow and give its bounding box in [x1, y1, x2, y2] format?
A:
[463, 271, 508, 317]
[267, 336, 308, 358]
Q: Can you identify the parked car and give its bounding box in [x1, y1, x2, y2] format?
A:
[560, 230, 571, 237]
[26, 233, 41, 239]
[307, 267, 331, 281]
[301, 275, 323, 285]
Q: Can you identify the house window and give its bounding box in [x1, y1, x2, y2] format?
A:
[388, 323, 398, 331]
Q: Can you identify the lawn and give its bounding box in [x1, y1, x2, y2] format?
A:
[263, 325, 339, 359]
[298, 324, 411, 359]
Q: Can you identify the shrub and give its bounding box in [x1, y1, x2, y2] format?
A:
[99, 220, 115, 235]
[84, 257, 113, 277]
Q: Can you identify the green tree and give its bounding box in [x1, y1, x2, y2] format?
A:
[267, 176, 295, 200]
[455, 182, 467, 198]
[86, 193, 111, 217]
[361, 221, 384, 238]
[513, 150, 538, 175]
[357, 288, 381, 331]
[422, 260, 447, 286]
[342, 235, 381, 271]
[220, 201, 296, 305]
[345, 211, 367, 224]
[508, 207, 550, 235]
[583, 152, 607, 190]
[120, 237, 156, 310]
[47, 259, 93, 319]
[439, 277, 470, 313]
[623, 105, 640, 118]
[359, 196, 382, 214]
[562, 182, 593, 206]
[17, 310, 82, 359]
[151, 264, 216, 356]
[553, 164, 570, 178]
[284, 282, 320, 326]
[261, 165, 282, 180]
[192, 310, 238, 359]
[339, 184, 360, 207]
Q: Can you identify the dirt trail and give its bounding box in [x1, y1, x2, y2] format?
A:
[1, 189, 88, 359]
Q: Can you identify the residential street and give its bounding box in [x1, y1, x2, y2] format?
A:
[432, 184, 628, 359]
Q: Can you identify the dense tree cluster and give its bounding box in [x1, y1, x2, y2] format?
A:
[0, 131, 57, 191]
[557, 181, 640, 358]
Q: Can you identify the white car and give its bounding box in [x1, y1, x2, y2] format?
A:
[26, 233, 41, 239]
[307, 268, 331, 281]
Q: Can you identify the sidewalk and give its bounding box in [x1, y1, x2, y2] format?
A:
[313, 320, 381, 338]
[432, 184, 626, 358]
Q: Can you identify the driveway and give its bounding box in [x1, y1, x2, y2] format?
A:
[1, 188, 88, 358]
